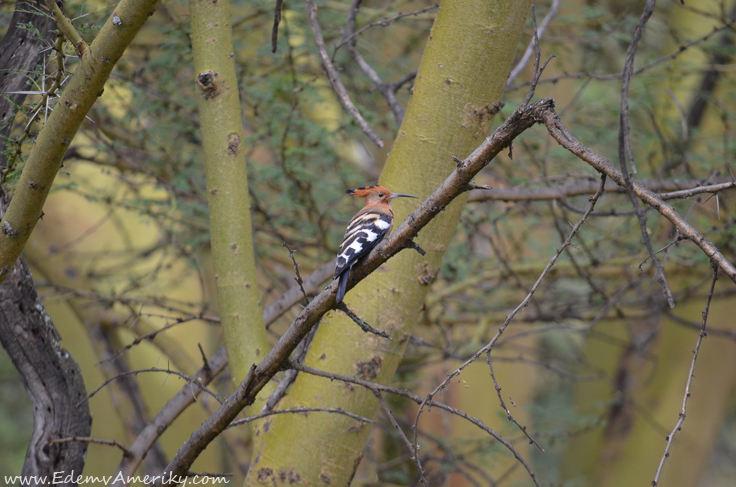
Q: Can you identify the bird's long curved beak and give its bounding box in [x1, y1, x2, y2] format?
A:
[390, 193, 418, 199]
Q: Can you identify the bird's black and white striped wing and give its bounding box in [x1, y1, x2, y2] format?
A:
[334, 210, 392, 279]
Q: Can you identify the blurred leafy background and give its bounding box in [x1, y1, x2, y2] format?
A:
[2, 0, 736, 485]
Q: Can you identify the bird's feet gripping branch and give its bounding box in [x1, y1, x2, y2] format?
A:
[334, 185, 418, 303]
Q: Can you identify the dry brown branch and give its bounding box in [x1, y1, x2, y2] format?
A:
[157, 97, 736, 483]
[261, 245, 320, 412]
[374, 391, 428, 486]
[116, 259, 334, 478]
[538, 110, 736, 282]
[335, 301, 390, 338]
[467, 178, 736, 202]
[82, 366, 223, 405]
[100, 313, 218, 365]
[271, 0, 284, 53]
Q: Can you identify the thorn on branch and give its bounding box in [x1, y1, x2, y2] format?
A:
[198, 344, 210, 374]
[335, 302, 390, 339]
[452, 155, 464, 166]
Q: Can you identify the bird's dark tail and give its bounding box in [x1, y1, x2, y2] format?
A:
[336, 269, 350, 303]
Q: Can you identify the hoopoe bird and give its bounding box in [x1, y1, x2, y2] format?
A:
[334, 185, 418, 303]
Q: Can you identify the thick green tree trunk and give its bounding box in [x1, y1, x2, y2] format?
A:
[243, 1, 532, 484]
[189, 0, 271, 409]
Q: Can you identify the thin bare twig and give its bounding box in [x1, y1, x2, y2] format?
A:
[304, 0, 384, 147]
[413, 174, 607, 469]
[283, 242, 309, 305]
[651, 266, 718, 486]
[666, 311, 736, 341]
[522, 6, 542, 107]
[343, 0, 414, 125]
[50, 436, 130, 456]
[227, 406, 373, 429]
[506, 21, 736, 92]
[81, 366, 223, 405]
[335, 4, 439, 51]
[292, 362, 541, 487]
[335, 301, 390, 338]
[100, 312, 218, 365]
[374, 391, 428, 487]
[507, 0, 561, 88]
[261, 244, 319, 412]
[665, 88, 688, 142]
[487, 352, 545, 452]
[617, 0, 675, 308]
[468, 177, 736, 202]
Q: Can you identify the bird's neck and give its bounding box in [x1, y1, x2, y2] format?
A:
[360, 202, 393, 219]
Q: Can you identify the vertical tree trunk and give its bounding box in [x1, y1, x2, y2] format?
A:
[188, 0, 273, 411]
[244, 1, 532, 484]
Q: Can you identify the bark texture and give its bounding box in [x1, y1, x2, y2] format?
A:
[243, 1, 532, 484]
[188, 0, 270, 393]
[0, 257, 91, 486]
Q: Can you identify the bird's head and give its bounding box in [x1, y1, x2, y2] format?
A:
[346, 185, 418, 206]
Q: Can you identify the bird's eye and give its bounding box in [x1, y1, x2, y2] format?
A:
[378, 193, 384, 197]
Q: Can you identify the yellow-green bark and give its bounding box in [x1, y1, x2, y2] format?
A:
[188, 0, 271, 405]
[0, 0, 160, 284]
[244, 1, 532, 485]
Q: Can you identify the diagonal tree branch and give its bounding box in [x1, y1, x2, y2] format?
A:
[537, 109, 736, 282]
[468, 178, 736, 202]
[0, 0, 162, 285]
[115, 260, 334, 478]
[158, 97, 736, 480]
